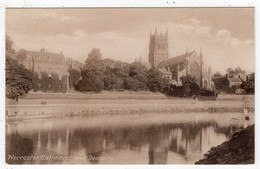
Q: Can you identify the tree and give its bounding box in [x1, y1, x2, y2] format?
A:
[190, 82, 201, 96]
[235, 67, 246, 75]
[213, 71, 221, 77]
[76, 71, 104, 92]
[83, 48, 105, 76]
[68, 67, 81, 90]
[6, 35, 33, 100]
[128, 62, 148, 90]
[85, 48, 102, 63]
[241, 73, 254, 94]
[78, 48, 105, 93]
[123, 77, 140, 91]
[181, 75, 199, 97]
[6, 35, 15, 58]
[226, 67, 234, 75]
[147, 68, 169, 92]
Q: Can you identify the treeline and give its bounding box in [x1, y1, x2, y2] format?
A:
[5, 35, 207, 100]
[74, 48, 170, 93]
[73, 48, 203, 97]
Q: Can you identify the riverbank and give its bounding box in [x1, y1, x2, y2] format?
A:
[195, 124, 254, 164]
[6, 91, 254, 121]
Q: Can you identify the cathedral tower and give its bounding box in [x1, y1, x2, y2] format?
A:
[148, 28, 168, 67]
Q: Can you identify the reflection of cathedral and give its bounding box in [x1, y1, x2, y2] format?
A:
[148, 28, 214, 90]
[6, 122, 239, 164]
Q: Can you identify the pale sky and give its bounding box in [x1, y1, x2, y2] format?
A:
[6, 8, 254, 74]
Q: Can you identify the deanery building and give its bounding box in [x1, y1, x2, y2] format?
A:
[148, 28, 214, 90]
[16, 48, 83, 93]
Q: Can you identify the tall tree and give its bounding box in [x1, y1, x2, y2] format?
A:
[6, 35, 33, 100]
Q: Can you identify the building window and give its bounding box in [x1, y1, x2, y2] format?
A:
[59, 74, 62, 80]
[39, 73, 41, 79]
[38, 83, 41, 88]
[59, 84, 62, 88]
[48, 74, 52, 79]
[48, 84, 52, 88]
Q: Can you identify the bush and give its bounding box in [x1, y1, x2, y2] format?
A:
[123, 77, 140, 91]
[168, 85, 185, 97]
[76, 72, 104, 92]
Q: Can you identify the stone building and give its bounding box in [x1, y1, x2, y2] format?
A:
[16, 48, 82, 93]
[148, 29, 214, 90]
[148, 28, 168, 68]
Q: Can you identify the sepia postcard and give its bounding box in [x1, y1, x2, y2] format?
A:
[2, 2, 256, 168]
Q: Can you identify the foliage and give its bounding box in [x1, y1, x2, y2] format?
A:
[6, 35, 15, 58]
[180, 75, 199, 97]
[146, 68, 169, 92]
[190, 82, 201, 96]
[76, 71, 104, 92]
[226, 67, 234, 75]
[123, 77, 141, 91]
[128, 62, 148, 90]
[6, 56, 33, 100]
[226, 67, 246, 76]
[6, 35, 33, 100]
[168, 85, 185, 97]
[68, 67, 81, 90]
[241, 73, 254, 94]
[227, 85, 241, 94]
[83, 48, 105, 76]
[200, 89, 216, 96]
[103, 73, 124, 91]
[32, 72, 67, 93]
[235, 67, 246, 75]
[213, 71, 221, 77]
[212, 77, 229, 92]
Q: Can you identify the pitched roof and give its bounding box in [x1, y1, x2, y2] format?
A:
[23, 49, 66, 64]
[158, 51, 196, 68]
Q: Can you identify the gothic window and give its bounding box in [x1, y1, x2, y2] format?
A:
[48, 84, 52, 88]
[38, 83, 41, 88]
[59, 74, 62, 80]
[48, 74, 52, 79]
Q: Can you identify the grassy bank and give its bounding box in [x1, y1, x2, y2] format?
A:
[196, 125, 254, 164]
[5, 91, 254, 121]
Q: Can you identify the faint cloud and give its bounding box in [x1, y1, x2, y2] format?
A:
[215, 29, 253, 46]
[169, 18, 211, 38]
[37, 11, 80, 22]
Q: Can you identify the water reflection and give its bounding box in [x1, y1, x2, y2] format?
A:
[6, 113, 253, 164]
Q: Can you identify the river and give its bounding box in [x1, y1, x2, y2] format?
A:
[6, 112, 254, 164]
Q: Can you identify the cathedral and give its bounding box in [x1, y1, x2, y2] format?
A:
[148, 28, 214, 90]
